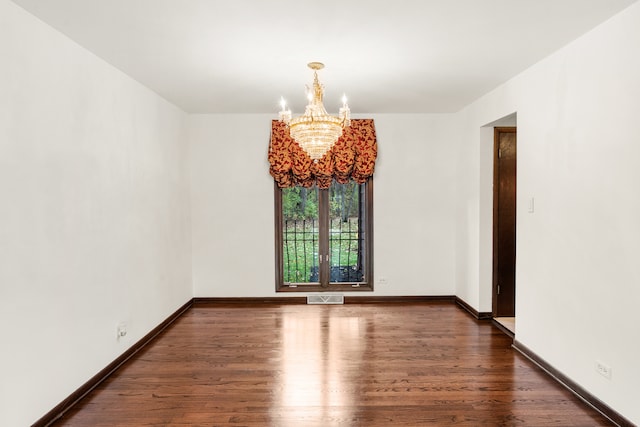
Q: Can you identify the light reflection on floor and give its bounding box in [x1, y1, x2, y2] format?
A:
[276, 308, 366, 423]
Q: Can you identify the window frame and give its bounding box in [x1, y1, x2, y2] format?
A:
[274, 178, 374, 292]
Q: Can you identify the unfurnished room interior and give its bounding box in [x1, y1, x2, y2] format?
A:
[1, 1, 639, 426]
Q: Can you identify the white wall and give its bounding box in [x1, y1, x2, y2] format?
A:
[0, 1, 192, 425]
[372, 114, 457, 296]
[455, 2, 640, 423]
[189, 114, 275, 296]
[189, 114, 458, 297]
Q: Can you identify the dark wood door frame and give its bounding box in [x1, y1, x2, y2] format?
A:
[492, 127, 517, 317]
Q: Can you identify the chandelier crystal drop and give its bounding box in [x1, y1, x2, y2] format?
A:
[278, 62, 351, 161]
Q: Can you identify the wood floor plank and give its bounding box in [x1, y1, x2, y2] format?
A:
[52, 303, 613, 426]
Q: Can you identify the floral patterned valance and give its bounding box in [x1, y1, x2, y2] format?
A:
[268, 119, 377, 189]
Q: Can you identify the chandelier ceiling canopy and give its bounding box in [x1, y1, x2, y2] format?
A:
[278, 62, 350, 161]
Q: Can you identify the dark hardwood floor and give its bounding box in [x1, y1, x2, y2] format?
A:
[53, 302, 612, 426]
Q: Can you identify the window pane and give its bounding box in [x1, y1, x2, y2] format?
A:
[281, 186, 320, 284]
[329, 181, 365, 283]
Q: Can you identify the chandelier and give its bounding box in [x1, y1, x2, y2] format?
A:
[278, 62, 351, 161]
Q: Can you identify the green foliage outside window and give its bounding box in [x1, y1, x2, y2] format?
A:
[281, 181, 363, 283]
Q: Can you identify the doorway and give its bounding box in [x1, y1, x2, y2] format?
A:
[492, 127, 517, 321]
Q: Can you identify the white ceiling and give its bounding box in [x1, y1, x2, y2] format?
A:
[11, 0, 637, 114]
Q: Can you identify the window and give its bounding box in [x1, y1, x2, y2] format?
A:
[268, 119, 377, 291]
[275, 178, 373, 292]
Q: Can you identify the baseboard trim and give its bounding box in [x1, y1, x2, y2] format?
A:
[193, 296, 456, 305]
[193, 297, 307, 305]
[32, 299, 193, 427]
[454, 296, 492, 320]
[512, 339, 634, 427]
[345, 295, 455, 304]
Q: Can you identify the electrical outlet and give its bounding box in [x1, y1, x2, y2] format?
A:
[117, 322, 127, 340]
[595, 361, 612, 380]
[377, 276, 387, 285]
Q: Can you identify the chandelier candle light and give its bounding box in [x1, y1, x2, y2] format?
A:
[278, 62, 351, 161]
